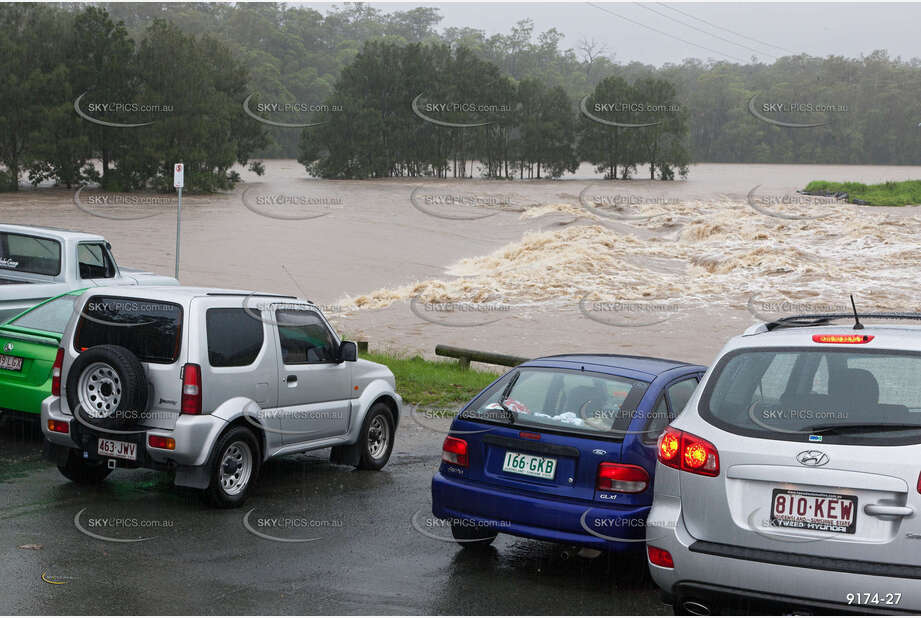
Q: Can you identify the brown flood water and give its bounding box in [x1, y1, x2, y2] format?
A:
[3, 160, 921, 367]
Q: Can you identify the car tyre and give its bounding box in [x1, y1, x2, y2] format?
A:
[57, 448, 112, 485]
[203, 426, 261, 509]
[66, 345, 148, 430]
[356, 403, 394, 471]
[451, 522, 498, 548]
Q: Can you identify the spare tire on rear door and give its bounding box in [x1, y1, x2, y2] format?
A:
[66, 345, 149, 430]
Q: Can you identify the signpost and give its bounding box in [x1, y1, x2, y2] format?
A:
[173, 163, 184, 279]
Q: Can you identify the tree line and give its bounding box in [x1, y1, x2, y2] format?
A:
[298, 41, 688, 180]
[2, 3, 921, 191]
[0, 4, 266, 192]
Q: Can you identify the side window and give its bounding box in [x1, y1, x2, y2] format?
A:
[78, 244, 116, 279]
[644, 396, 672, 443]
[666, 378, 699, 416]
[206, 308, 264, 367]
[643, 377, 699, 443]
[275, 309, 338, 364]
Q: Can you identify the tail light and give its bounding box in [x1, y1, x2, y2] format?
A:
[442, 436, 468, 467]
[47, 419, 69, 434]
[51, 348, 64, 396]
[647, 545, 674, 568]
[657, 426, 719, 476]
[148, 435, 175, 450]
[180, 363, 202, 415]
[597, 463, 649, 493]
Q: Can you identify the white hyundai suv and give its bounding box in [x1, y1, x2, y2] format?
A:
[42, 286, 402, 507]
[647, 312, 921, 614]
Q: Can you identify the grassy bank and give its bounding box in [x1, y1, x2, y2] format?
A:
[360, 351, 501, 407]
[804, 180, 921, 206]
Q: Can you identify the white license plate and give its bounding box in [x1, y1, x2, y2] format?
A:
[771, 489, 858, 534]
[97, 438, 137, 461]
[0, 353, 22, 371]
[502, 451, 557, 480]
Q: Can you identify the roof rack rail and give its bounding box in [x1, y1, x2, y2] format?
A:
[205, 292, 299, 300]
[765, 313, 921, 331]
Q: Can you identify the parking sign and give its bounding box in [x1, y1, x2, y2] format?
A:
[173, 163, 184, 188]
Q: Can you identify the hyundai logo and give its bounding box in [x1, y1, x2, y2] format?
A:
[3, 342, 12, 352]
[796, 450, 829, 467]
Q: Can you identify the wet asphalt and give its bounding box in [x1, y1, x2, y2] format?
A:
[0, 413, 668, 615]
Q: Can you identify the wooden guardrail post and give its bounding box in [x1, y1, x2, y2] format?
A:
[435, 344, 528, 369]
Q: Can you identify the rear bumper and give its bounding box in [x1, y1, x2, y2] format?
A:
[41, 396, 227, 469]
[0, 377, 51, 415]
[431, 470, 650, 552]
[647, 494, 921, 612]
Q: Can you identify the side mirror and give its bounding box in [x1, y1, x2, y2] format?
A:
[339, 340, 357, 363]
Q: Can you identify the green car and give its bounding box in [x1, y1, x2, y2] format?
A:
[0, 288, 86, 417]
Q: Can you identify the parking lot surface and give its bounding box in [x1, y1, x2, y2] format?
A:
[0, 415, 666, 615]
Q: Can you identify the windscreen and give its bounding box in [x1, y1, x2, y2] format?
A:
[702, 347, 921, 444]
[463, 367, 649, 438]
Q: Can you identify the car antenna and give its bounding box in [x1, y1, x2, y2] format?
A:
[850, 294, 864, 330]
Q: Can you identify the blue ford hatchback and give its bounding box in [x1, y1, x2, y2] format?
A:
[431, 354, 706, 552]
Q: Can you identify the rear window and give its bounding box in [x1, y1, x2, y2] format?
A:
[74, 296, 182, 364]
[463, 367, 650, 438]
[9, 294, 77, 334]
[701, 347, 921, 445]
[206, 308, 264, 367]
[0, 232, 61, 276]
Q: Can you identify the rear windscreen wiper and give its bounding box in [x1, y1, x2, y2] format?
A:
[497, 372, 520, 425]
[803, 423, 921, 435]
[498, 399, 517, 425]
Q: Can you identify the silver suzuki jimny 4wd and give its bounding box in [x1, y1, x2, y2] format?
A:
[42, 286, 402, 507]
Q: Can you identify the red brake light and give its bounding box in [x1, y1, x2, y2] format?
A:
[180, 363, 202, 415]
[812, 334, 874, 344]
[597, 463, 649, 493]
[51, 348, 64, 396]
[658, 427, 681, 463]
[657, 426, 719, 477]
[647, 545, 674, 568]
[442, 436, 468, 467]
[148, 435, 175, 450]
[47, 419, 69, 434]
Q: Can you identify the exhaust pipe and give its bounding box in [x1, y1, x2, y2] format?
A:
[682, 601, 711, 616]
[560, 545, 580, 560]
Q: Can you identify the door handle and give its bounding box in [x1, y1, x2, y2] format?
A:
[864, 504, 914, 517]
[285, 375, 298, 386]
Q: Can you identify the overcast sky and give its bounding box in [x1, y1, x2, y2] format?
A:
[303, 2, 921, 66]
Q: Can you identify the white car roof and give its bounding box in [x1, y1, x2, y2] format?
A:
[726, 322, 921, 353]
[0, 223, 105, 243]
[80, 285, 310, 305]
